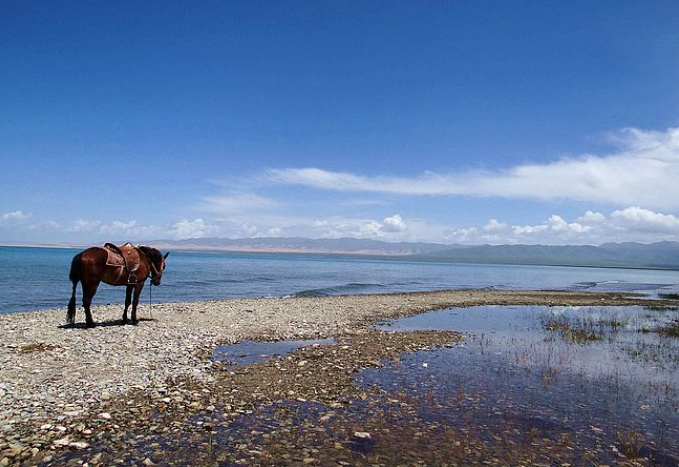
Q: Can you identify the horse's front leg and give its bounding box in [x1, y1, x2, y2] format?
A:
[131, 283, 144, 325]
[123, 285, 133, 324]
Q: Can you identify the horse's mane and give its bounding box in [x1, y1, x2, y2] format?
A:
[138, 245, 163, 271]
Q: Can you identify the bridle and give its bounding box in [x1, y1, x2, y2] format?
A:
[135, 245, 165, 321]
[136, 245, 164, 281]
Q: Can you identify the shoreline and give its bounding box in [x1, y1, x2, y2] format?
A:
[0, 289, 673, 464]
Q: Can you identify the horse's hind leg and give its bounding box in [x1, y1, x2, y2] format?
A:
[122, 285, 133, 324]
[82, 282, 99, 328]
[131, 284, 144, 325]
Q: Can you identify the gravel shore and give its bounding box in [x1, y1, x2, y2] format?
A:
[0, 289, 668, 465]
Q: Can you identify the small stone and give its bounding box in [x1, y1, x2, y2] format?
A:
[98, 412, 112, 420]
[353, 431, 371, 439]
[53, 437, 71, 447]
[142, 458, 156, 466]
[69, 441, 89, 449]
[1, 447, 21, 458]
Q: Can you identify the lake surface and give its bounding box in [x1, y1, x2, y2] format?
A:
[1, 245, 679, 314]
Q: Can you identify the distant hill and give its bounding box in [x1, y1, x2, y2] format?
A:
[152, 237, 679, 270]
[411, 242, 679, 270]
[152, 237, 454, 256]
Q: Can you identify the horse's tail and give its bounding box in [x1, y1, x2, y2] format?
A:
[67, 253, 82, 325]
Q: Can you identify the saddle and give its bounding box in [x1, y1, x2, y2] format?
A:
[104, 242, 142, 284]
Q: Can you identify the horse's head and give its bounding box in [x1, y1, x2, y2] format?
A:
[140, 246, 169, 286]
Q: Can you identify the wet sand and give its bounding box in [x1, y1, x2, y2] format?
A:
[0, 289, 671, 466]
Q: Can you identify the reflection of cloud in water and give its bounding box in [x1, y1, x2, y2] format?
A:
[375, 305, 679, 386]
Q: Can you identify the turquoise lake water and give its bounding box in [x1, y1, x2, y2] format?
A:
[1, 245, 678, 314]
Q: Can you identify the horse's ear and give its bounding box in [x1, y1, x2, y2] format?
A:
[164, 252, 170, 260]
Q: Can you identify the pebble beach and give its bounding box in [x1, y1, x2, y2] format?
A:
[0, 289, 670, 466]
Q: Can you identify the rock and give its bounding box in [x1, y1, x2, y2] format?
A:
[98, 412, 112, 420]
[142, 457, 156, 466]
[353, 431, 371, 439]
[68, 441, 89, 449]
[0, 446, 21, 458]
[53, 437, 71, 447]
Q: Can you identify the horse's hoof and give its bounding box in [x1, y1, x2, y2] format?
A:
[131, 320, 138, 326]
[86, 322, 96, 328]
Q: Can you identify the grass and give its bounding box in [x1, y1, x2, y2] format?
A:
[659, 293, 679, 300]
[616, 428, 645, 459]
[542, 318, 604, 344]
[563, 328, 603, 344]
[644, 304, 679, 312]
[659, 320, 679, 338]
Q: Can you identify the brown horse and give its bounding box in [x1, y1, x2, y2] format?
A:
[67, 244, 169, 327]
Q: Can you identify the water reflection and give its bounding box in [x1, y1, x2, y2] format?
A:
[213, 338, 335, 368]
[368, 305, 679, 464]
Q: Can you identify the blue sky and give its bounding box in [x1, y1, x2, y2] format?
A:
[2, 1, 679, 245]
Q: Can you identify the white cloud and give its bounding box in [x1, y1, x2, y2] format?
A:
[267, 227, 283, 237]
[576, 210, 606, 224]
[445, 207, 679, 245]
[0, 211, 31, 224]
[266, 126, 679, 209]
[3, 204, 679, 246]
[610, 206, 679, 233]
[169, 219, 217, 240]
[198, 193, 278, 216]
[484, 219, 508, 232]
[309, 215, 409, 239]
[99, 220, 157, 239]
[68, 219, 102, 232]
[381, 214, 407, 233]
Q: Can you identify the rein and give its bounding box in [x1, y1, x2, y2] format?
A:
[135, 245, 158, 321]
[149, 283, 153, 320]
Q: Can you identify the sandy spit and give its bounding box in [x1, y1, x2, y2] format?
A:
[0, 289, 668, 460]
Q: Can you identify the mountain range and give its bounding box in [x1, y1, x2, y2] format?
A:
[151, 237, 679, 270]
